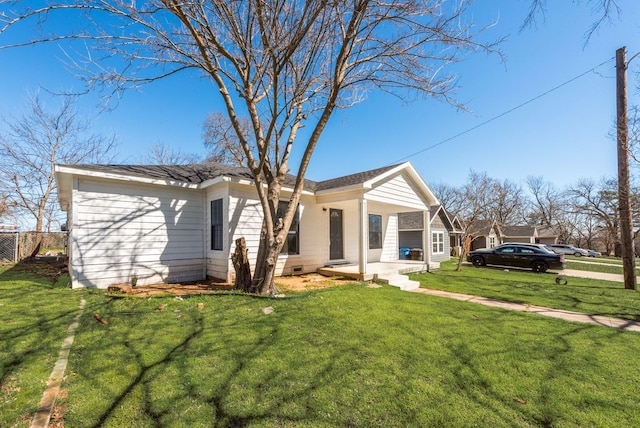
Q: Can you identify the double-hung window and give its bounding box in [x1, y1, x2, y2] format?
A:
[369, 214, 382, 249]
[432, 231, 444, 254]
[277, 201, 300, 255]
[210, 199, 223, 251]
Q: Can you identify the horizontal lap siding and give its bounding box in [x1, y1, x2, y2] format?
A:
[366, 174, 428, 210]
[224, 187, 331, 280]
[430, 214, 451, 262]
[380, 214, 399, 262]
[71, 178, 205, 288]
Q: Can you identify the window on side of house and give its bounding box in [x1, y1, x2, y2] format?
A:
[211, 198, 223, 251]
[432, 231, 444, 254]
[369, 214, 382, 249]
[277, 201, 300, 255]
[489, 236, 496, 248]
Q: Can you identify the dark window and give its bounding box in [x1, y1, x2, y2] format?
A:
[211, 199, 223, 251]
[369, 214, 382, 249]
[278, 201, 300, 255]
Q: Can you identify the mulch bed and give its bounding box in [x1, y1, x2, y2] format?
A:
[107, 278, 235, 297]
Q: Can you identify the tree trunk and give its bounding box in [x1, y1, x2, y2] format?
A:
[231, 237, 252, 290]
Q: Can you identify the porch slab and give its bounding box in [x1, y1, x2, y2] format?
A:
[318, 261, 432, 290]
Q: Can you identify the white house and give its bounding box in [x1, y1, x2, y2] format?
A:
[55, 161, 439, 289]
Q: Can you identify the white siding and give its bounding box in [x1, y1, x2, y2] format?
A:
[206, 185, 232, 281]
[70, 178, 205, 288]
[366, 173, 429, 210]
[380, 213, 399, 262]
[221, 185, 335, 280]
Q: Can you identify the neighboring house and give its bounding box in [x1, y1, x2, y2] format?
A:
[429, 206, 460, 262]
[448, 214, 465, 256]
[501, 225, 538, 244]
[397, 205, 462, 262]
[55, 161, 439, 289]
[468, 220, 501, 251]
[536, 226, 558, 245]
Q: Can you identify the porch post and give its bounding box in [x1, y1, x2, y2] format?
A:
[424, 209, 431, 269]
[359, 198, 368, 275]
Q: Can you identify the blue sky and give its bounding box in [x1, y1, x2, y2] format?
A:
[1, 1, 639, 190]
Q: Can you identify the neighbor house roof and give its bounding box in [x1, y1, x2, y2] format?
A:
[501, 225, 537, 238]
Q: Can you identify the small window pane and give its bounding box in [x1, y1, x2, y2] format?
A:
[369, 214, 382, 249]
[278, 201, 300, 255]
[211, 199, 223, 251]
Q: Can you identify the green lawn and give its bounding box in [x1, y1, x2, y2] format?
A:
[0, 263, 80, 426]
[413, 260, 640, 321]
[564, 257, 640, 275]
[3, 262, 640, 427]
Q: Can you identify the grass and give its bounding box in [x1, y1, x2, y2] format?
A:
[412, 260, 640, 321]
[0, 263, 81, 427]
[3, 261, 640, 426]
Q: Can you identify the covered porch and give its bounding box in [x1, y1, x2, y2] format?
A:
[318, 260, 436, 291]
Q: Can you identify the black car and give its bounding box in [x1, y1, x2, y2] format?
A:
[467, 243, 565, 273]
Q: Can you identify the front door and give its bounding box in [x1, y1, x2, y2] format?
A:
[329, 209, 344, 260]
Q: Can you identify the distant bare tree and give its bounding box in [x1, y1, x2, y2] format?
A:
[0, 194, 12, 219]
[430, 182, 459, 213]
[202, 112, 248, 166]
[565, 178, 620, 255]
[445, 171, 499, 270]
[0, 1, 500, 293]
[0, 93, 117, 239]
[141, 142, 202, 165]
[490, 178, 527, 226]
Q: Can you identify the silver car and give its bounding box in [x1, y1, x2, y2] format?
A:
[547, 244, 589, 257]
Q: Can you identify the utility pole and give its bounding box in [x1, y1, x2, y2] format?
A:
[616, 46, 637, 290]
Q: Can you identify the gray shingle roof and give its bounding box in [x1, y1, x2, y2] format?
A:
[315, 164, 402, 191]
[61, 162, 405, 193]
[60, 162, 318, 190]
[501, 225, 536, 237]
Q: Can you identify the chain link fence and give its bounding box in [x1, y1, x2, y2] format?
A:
[0, 232, 67, 263]
[19, 232, 67, 259]
[0, 233, 19, 263]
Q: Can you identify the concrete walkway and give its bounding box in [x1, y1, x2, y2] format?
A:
[410, 288, 640, 333]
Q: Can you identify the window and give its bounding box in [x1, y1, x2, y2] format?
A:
[489, 236, 496, 248]
[210, 199, 223, 250]
[432, 231, 444, 254]
[277, 201, 300, 255]
[369, 214, 382, 249]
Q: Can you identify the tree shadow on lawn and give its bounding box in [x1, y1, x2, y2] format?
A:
[0, 262, 94, 425]
[59, 282, 640, 427]
[65, 291, 373, 427]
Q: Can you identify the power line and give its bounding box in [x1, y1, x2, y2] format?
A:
[390, 56, 616, 165]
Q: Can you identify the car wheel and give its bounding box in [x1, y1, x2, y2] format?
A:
[531, 261, 548, 273]
[574, 252, 582, 257]
[471, 256, 486, 267]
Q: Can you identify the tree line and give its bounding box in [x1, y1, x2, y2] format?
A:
[433, 170, 640, 257]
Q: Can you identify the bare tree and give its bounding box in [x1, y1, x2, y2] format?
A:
[490, 178, 527, 226]
[524, 0, 622, 41]
[202, 112, 248, 166]
[0, 93, 117, 239]
[443, 171, 499, 270]
[565, 178, 620, 255]
[141, 142, 202, 165]
[0, 1, 500, 293]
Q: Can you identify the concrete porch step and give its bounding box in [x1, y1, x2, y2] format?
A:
[375, 273, 420, 291]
